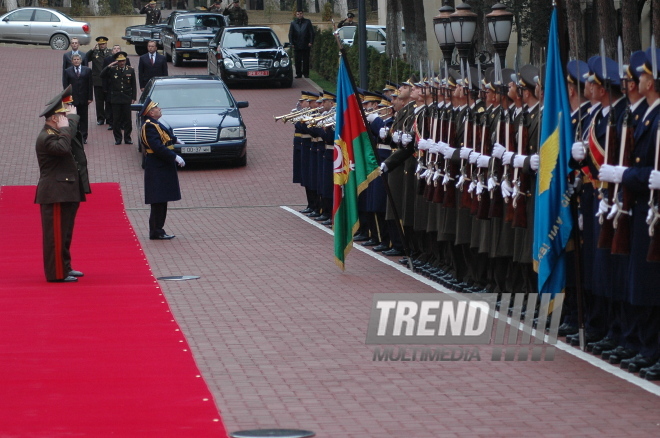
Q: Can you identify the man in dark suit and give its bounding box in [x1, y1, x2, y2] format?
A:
[288, 10, 314, 78]
[101, 51, 137, 145]
[140, 98, 185, 240]
[63, 37, 88, 71]
[35, 94, 88, 282]
[62, 54, 93, 143]
[138, 40, 168, 93]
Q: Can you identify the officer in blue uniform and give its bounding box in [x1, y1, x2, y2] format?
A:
[140, 98, 186, 240]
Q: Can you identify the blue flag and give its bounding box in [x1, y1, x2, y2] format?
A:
[533, 7, 574, 299]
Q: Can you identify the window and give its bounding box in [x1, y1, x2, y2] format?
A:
[150, 83, 233, 109]
[33, 10, 59, 22]
[6, 9, 34, 21]
[223, 30, 276, 49]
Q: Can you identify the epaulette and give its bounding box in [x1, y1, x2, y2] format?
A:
[46, 129, 57, 135]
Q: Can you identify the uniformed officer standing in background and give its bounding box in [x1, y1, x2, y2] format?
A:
[86, 37, 112, 126]
[101, 51, 137, 145]
[141, 1, 162, 25]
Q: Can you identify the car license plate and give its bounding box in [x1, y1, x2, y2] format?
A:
[181, 146, 211, 153]
[133, 37, 144, 42]
[248, 71, 269, 77]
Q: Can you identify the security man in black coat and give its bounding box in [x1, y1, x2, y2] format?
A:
[101, 51, 137, 145]
[140, 98, 186, 240]
[288, 10, 314, 78]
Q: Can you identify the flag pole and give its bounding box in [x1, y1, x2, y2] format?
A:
[332, 33, 414, 270]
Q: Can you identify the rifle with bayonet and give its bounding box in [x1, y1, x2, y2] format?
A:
[512, 111, 529, 228]
[648, 117, 660, 262]
[597, 40, 618, 249]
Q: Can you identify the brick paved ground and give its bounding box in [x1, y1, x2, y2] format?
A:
[2, 45, 659, 437]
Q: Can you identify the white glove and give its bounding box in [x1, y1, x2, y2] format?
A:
[367, 113, 378, 123]
[418, 139, 431, 151]
[513, 154, 527, 168]
[460, 147, 473, 160]
[530, 154, 539, 171]
[599, 164, 626, 184]
[468, 180, 477, 193]
[456, 174, 465, 189]
[379, 127, 388, 140]
[649, 170, 660, 190]
[428, 142, 440, 154]
[433, 169, 442, 182]
[392, 131, 401, 143]
[596, 199, 610, 218]
[401, 133, 413, 146]
[477, 155, 491, 168]
[512, 183, 520, 200]
[442, 173, 451, 185]
[442, 146, 456, 159]
[175, 155, 185, 167]
[476, 180, 485, 195]
[437, 141, 449, 155]
[176, 139, 185, 145]
[380, 162, 388, 173]
[572, 141, 586, 161]
[607, 202, 619, 220]
[469, 152, 480, 164]
[487, 177, 496, 191]
[492, 143, 506, 159]
[501, 179, 513, 198]
[578, 213, 583, 230]
[647, 208, 656, 225]
[502, 151, 515, 165]
[419, 169, 430, 179]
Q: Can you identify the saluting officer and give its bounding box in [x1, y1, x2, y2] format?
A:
[86, 36, 112, 125]
[140, 1, 162, 25]
[101, 51, 137, 145]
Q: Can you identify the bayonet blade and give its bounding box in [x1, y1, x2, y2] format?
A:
[467, 61, 473, 92]
[617, 37, 624, 79]
[460, 59, 466, 87]
[600, 39, 607, 80]
[652, 36, 658, 79]
[477, 59, 483, 91]
[494, 53, 502, 85]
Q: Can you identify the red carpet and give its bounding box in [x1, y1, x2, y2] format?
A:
[0, 183, 227, 437]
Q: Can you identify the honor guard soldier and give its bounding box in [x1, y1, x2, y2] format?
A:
[382, 80, 398, 100]
[141, 1, 162, 25]
[36, 91, 88, 283]
[86, 36, 112, 126]
[224, 0, 248, 26]
[101, 51, 137, 145]
[597, 48, 660, 377]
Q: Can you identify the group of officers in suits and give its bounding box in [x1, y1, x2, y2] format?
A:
[288, 45, 660, 380]
[61, 35, 168, 145]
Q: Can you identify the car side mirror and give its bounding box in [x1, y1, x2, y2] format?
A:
[283, 42, 290, 49]
[236, 101, 249, 109]
[209, 42, 217, 49]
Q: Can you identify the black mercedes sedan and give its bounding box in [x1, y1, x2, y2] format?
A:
[207, 26, 293, 88]
[133, 76, 248, 167]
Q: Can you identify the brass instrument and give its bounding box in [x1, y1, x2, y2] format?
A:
[273, 107, 318, 122]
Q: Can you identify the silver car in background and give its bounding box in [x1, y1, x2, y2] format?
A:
[0, 7, 91, 50]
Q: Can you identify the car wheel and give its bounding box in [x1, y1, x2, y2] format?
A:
[135, 45, 148, 56]
[165, 49, 172, 62]
[235, 153, 247, 167]
[50, 34, 69, 51]
[172, 49, 183, 67]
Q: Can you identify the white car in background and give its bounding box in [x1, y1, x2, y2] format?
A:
[0, 7, 91, 50]
[336, 25, 406, 56]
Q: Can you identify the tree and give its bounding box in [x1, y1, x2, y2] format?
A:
[385, 0, 402, 60]
[595, 0, 617, 58]
[336, 0, 348, 18]
[621, 0, 644, 56]
[565, 0, 585, 61]
[5, 0, 18, 11]
[653, 0, 660, 37]
[400, 0, 428, 70]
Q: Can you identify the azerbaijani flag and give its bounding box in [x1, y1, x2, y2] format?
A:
[333, 55, 380, 270]
[533, 6, 574, 301]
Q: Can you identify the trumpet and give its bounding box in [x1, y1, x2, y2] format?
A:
[273, 107, 318, 122]
[303, 110, 337, 127]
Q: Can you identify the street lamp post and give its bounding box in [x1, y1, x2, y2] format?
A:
[486, 3, 514, 67]
[449, 2, 478, 66]
[433, 2, 456, 66]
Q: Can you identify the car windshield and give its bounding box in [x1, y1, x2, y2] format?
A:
[176, 15, 224, 29]
[337, 26, 356, 40]
[223, 29, 278, 49]
[150, 83, 233, 108]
